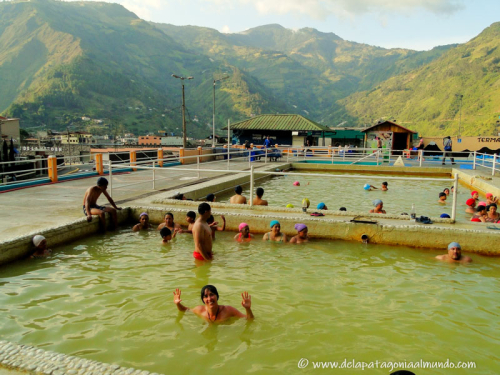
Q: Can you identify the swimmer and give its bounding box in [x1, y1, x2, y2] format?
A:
[252, 187, 268, 206]
[289, 223, 309, 243]
[369, 199, 386, 214]
[381, 182, 388, 191]
[471, 191, 479, 201]
[160, 227, 175, 244]
[206, 193, 216, 202]
[302, 198, 310, 209]
[443, 188, 450, 196]
[157, 212, 182, 233]
[133, 212, 151, 231]
[293, 181, 300, 186]
[82, 177, 121, 231]
[234, 222, 254, 242]
[486, 193, 498, 205]
[263, 220, 287, 242]
[485, 204, 499, 223]
[177, 211, 197, 234]
[438, 192, 447, 203]
[174, 192, 186, 200]
[364, 183, 377, 191]
[317, 202, 328, 210]
[436, 242, 472, 263]
[192, 203, 213, 261]
[339, 207, 347, 211]
[465, 198, 476, 214]
[31, 235, 52, 258]
[286, 204, 294, 208]
[173, 285, 254, 322]
[230, 185, 247, 204]
[470, 205, 487, 222]
[207, 214, 226, 240]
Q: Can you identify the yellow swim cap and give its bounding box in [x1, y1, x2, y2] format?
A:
[302, 198, 310, 208]
[286, 204, 294, 208]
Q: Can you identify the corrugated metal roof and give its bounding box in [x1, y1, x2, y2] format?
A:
[223, 114, 331, 131]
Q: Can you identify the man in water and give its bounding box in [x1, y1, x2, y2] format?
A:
[369, 199, 386, 214]
[436, 242, 472, 263]
[252, 187, 268, 206]
[192, 203, 213, 261]
[230, 185, 247, 204]
[82, 177, 121, 231]
[442, 136, 455, 165]
[173, 285, 254, 322]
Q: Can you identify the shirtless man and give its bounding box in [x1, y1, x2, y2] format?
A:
[82, 177, 121, 231]
[177, 211, 196, 234]
[173, 285, 254, 322]
[230, 185, 247, 204]
[436, 242, 472, 263]
[252, 187, 268, 206]
[369, 199, 386, 214]
[207, 214, 226, 240]
[192, 203, 213, 261]
[157, 212, 182, 232]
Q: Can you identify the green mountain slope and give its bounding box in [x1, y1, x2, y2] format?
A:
[339, 22, 500, 136]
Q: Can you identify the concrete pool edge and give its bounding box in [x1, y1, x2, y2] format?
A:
[0, 340, 164, 375]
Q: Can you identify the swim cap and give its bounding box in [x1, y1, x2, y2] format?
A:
[478, 201, 486, 207]
[302, 198, 310, 208]
[140, 212, 148, 217]
[239, 223, 249, 232]
[471, 191, 478, 196]
[293, 181, 300, 186]
[32, 235, 45, 247]
[317, 202, 326, 210]
[448, 242, 461, 250]
[286, 204, 294, 208]
[270, 220, 280, 228]
[206, 193, 215, 202]
[372, 199, 383, 207]
[466, 198, 475, 206]
[470, 218, 481, 222]
[440, 214, 451, 218]
[294, 223, 307, 232]
[97, 177, 108, 186]
[364, 184, 370, 190]
[486, 193, 493, 198]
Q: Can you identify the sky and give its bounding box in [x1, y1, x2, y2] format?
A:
[73, 0, 499, 50]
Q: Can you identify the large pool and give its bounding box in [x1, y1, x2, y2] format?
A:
[218, 171, 478, 222]
[0, 230, 498, 374]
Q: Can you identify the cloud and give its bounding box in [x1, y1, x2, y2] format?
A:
[221, 25, 231, 33]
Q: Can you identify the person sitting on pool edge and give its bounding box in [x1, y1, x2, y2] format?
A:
[160, 227, 175, 244]
[438, 192, 447, 203]
[31, 235, 52, 258]
[207, 214, 226, 240]
[485, 204, 500, 223]
[230, 185, 247, 204]
[263, 220, 287, 242]
[465, 198, 476, 214]
[177, 211, 197, 234]
[317, 202, 328, 210]
[369, 199, 386, 214]
[192, 203, 213, 261]
[82, 177, 121, 231]
[381, 182, 388, 191]
[252, 187, 268, 206]
[235, 223, 254, 242]
[436, 242, 472, 263]
[173, 285, 254, 322]
[157, 212, 182, 233]
[133, 212, 151, 231]
[289, 223, 309, 243]
[206, 193, 216, 203]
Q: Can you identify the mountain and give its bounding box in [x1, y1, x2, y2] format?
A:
[339, 23, 500, 136]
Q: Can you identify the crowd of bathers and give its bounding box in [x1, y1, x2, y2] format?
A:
[465, 190, 499, 223]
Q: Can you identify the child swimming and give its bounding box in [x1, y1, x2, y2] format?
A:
[235, 223, 254, 242]
[438, 192, 447, 203]
[160, 227, 175, 244]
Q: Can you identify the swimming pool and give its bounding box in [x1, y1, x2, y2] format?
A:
[217, 171, 477, 222]
[0, 229, 497, 374]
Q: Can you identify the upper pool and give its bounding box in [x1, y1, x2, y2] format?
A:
[0, 229, 498, 374]
[218, 170, 478, 222]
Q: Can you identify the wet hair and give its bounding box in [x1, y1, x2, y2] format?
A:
[235, 185, 243, 194]
[339, 207, 347, 211]
[256, 187, 264, 197]
[486, 203, 497, 212]
[443, 188, 450, 193]
[186, 211, 196, 220]
[198, 202, 211, 215]
[206, 193, 215, 202]
[439, 192, 446, 198]
[200, 285, 219, 303]
[382, 182, 388, 186]
[160, 227, 171, 238]
[97, 177, 108, 187]
[164, 212, 174, 219]
[476, 205, 486, 212]
[207, 215, 214, 224]
[174, 193, 185, 200]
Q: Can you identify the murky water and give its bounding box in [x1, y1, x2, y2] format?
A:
[0, 230, 498, 374]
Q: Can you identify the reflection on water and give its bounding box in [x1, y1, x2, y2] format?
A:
[0, 230, 499, 374]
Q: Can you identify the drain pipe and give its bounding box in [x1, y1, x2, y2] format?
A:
[451, 173, 458, 222]
[361, 234, 369, 244]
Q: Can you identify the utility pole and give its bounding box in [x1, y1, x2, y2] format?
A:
[172, 74, 194, 149]
[456, 94, 463, 137]
[213, 75, 229, 147]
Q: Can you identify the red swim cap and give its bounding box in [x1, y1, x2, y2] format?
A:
[466, 198, 475, 206]
[470, 218, 481, 222]
[471, 191, 478, 196]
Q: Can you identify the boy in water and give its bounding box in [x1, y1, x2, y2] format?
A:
[252, 187, 268, 206]
[438, 192, 447, 203]
[160, 227, 175, 244]
[82, 177, 121, 231]
[381, 182, 388, 191]
[192, 203, 213, 261]
[178, 211, 197, 234]
[230, 185, 247, 204]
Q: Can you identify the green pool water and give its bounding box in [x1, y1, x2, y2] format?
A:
[0, 230, 498, 374]
[218, 171, 479, 222]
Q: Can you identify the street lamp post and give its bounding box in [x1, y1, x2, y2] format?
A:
[213, 76, 229, 148]
[172, 74, 194, 148]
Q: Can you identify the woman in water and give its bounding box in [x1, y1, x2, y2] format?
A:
[31, 235, 52, 258]
[133, 212, 151, 231]
[157, 212, 182, 232]
[235, 223, 254, 242]
[289, 223, 309, 244]
[263, 220, 287, 242]
[485, 204, 500, 223]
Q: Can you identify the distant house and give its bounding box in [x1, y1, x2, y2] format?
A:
[362, 121, 417, 150]
[0, 116, 20, 144]
[161, 136, 183, 147]
[139, 136, 162, 146]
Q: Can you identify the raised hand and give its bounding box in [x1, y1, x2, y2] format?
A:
[241, 291, 251, 309]
[173, 288, 182, 305]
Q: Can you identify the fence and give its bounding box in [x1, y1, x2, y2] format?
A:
[472, 151, 499, 176]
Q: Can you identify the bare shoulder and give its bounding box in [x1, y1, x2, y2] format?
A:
[435, 254, 446, 260]
[462, 256, 473, 263]
[290, 236, 297, 243]
[223, 305, 245, 318]
[191, 305, 204, 315]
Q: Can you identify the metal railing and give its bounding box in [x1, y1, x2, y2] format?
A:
[472, 151, 499, 175]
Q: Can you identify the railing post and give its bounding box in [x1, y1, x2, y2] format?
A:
[286, 148, 290, 163]
[95, 153, 104, 175]
[473, 151, 477, 170]
[197, 154, 200, 179]
[265, 148, 268, 163]
[493, 154, 497, 176]
[451, 173, 458, 222]
[376, 149, 380, 165]
[419, 150, 423, 167]
[248, 149, 252, 168]
[48, 155, 58, 182]
[331, 149, 334, 164]
[158, 148, 164, 167]
[249, 165, 254, 207]
[179, 147, 185, 165]
[152, 161, 156, 190]
[130, 150, 137, 171]
[108, 160, 113, 197]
